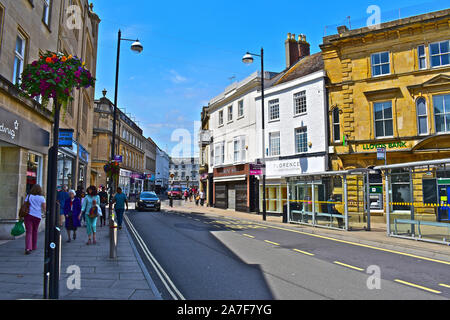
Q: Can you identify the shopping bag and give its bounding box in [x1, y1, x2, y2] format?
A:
[11, 221, 25, 237]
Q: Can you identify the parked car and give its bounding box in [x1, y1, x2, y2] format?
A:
[136, 192, 161, 212]
[168, 186, 183, 199]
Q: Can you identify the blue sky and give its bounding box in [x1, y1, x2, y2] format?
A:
[92, 0, 449, 157]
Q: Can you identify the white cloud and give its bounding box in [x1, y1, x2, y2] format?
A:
[169, 70, 188, 84]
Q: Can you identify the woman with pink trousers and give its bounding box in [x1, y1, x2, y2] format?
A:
[24, 184, 46, 255]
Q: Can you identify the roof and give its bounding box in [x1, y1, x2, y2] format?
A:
[275, 52, 324, 85]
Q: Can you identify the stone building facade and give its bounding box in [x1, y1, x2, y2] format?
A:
[320, 9, 450, 224]
[0, 0, 99, 239]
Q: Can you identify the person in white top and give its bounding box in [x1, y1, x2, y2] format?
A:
[24, 184, 46, 255]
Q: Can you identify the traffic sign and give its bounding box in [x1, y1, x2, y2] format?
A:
[377, 148, 386, 161]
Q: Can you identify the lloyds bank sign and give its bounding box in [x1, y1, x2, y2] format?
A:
[362, 141, 408, 150]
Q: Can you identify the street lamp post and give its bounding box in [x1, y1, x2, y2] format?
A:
[109, 30, 143, 259]
[242, 48, 266, 221]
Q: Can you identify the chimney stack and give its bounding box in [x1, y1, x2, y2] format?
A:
[285, 33, 310, 69]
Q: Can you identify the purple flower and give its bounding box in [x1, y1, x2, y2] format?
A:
[55, 77, 61, 83]
[32, 61, 38, 67]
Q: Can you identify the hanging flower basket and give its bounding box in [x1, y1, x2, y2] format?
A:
[18, 51, 95, 113]
[104, 161, 120, 179]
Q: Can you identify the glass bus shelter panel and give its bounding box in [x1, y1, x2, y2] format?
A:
[347, 175, 369, 231]
[389, 166, 450, 245]
[288, 182, 313, 225]
[314, 177, 346, 230]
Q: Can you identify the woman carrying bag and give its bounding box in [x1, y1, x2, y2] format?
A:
[81, 186, 101, 245]
[23, 185, 46, 255]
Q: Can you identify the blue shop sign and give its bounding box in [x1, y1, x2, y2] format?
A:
[59, 129, 74, 148]
[79, 145, 89, 163]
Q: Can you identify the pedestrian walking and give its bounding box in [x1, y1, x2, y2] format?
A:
[184, 189, 189, 202]
[63, 190, 81, 242]
[81, 186, 101, 245]
[23, 185, 46, 255]
[76, 186, 86, 226]
[200, 190, 205, 206]
[195, 191, 200, 206]
[113, 187, 128, 230]
[98, 186, 108, 227]
[57, 185, 69, 227]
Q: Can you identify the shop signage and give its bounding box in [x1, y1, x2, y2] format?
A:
[58, 129, 74, 148]
[0, 105, 49, 153]
[266, 159, 302, 177]
[362, 141, 408, 151]
[377, 148, 386, 160]
[250, 163, 265, 176]
[79, 145, 89, 163]
[114, 155, 123, 163]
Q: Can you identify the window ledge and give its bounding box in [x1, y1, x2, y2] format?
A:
[294, 113, 307, 118]
[268, 119, 280, 124]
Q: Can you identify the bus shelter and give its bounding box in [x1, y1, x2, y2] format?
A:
[375, 158, 450, 245]
[286, 169, 376, 231]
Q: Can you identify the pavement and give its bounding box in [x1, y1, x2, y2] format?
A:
[126, 205, 450, 300]
[0, 218, 161, 300]
[163, 200, 450, 263]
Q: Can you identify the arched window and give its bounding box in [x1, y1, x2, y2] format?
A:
[416, 97, 428, 135]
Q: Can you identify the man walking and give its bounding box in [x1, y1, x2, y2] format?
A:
[57, 185, 69, 227]
[112, 187, 128, 230]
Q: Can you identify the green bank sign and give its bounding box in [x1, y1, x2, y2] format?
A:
[362, 141, 408, 151]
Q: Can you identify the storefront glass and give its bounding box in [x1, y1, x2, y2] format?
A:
[259, 184, 287, 214]
[26, 152, 42, 194]
[57, 152, 75, 189]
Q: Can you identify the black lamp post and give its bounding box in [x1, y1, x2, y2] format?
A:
[242, 48, 266, 221]
[108, 30, 143, 258]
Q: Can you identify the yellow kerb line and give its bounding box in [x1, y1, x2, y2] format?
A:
[395, 279, 442, 294]
[293, 249, 315, 256]
[243, 234, 255, 239]
[439, 283, 450, 289]
[333, 261, 364, 271]
[264, 240, 280, 246]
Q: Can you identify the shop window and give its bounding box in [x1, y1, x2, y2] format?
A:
[374, 101, 393, 137]
[391, 169, 411, 211]
[26, 153, 42, 194]
[430, 40, 450, 68]
[332, 108, 340, 142]
[416, 97, 428, 135]
[433, 94, 450, 133]
[371, 51, 390, 77]
[418, 45, 427, 70]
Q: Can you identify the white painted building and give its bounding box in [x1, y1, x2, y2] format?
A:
[155, 147, 170, 192]
[255, 52, 328, 213]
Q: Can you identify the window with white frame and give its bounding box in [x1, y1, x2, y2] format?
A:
[433, 94, 450, 133]
[43, 0, 51, 26]
[13, 33, 26, 84]
[371, 52, 390, 77]
[295, 127, 308, 153]
[228, 105, 233, 122]
[218, 110, 224, 126]
[233, 136, 246, 163]
[418, 45, 427, 70]
[294, 91, 307, 115]
[430, 40, 450, 68]
[374, 101, 394, 137]
[416, 97, 428, 135]
[269, 132, 280, 156]
[332, 108, 340, 142]
[238, 100, 244, 118]
[214, 142, 225, 166]
[269, 99, 280, 121]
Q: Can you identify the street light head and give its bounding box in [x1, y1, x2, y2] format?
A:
[242, 53, 254, 65]
[131, 40, 144, 53]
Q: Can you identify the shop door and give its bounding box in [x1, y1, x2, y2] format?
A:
[228, 185, 236, 210]
[236, 184, 248, 212]
[215, 184, 227, 209]
[438, 186, 450, 222]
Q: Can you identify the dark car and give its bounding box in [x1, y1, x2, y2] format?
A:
[136, 192, 161, 212]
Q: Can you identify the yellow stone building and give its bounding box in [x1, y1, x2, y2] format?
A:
[321, 9, 450, 228]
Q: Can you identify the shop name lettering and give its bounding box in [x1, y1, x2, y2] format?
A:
[0, 120, 19, 140]
[273, 161, 300, 169]
[362, 142, 407, 150]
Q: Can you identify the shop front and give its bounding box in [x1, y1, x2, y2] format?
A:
[0, 105, 50, 239]
[119, 169, 132, 198]
[213, 164, 258, 213]
[130, 172, 144, 201]
[57, 138, 77, 190]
